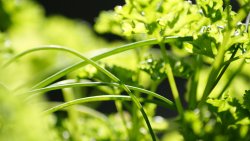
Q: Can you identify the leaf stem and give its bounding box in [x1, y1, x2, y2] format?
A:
[188, 55, 201, 109]
[218, 60, 245, 98]
[159, 41, 183, 116]
[210, 44, 239, 92]
[62, 88, 81, 141]
[199, 5, 233, 106]
[199, 39, 227, 107]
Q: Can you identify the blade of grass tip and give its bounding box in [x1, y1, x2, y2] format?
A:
[9, 46, 157, 140]
[28, 81, 175, 109]
[43, 95, 132, 114]
[27, 36, 191, 89]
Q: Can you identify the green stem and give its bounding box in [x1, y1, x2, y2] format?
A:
[198, 0, 233, 107]
[113, 88, 130, 138]
[28, 81, 175, 109]
[218, 60, 245, 98]
[62, 88, 81, 141]
[199, 45, 226, 106]
[44, 95, 132, 114]
[44, 95, 170, 115]
[3, 36, 192, 89]
[188, 55, 201, 109]
[210, 44, 239, 91]
[131, 47, 145, 141]
[159, 41, 183, 116]
[7, 46, 157, 140]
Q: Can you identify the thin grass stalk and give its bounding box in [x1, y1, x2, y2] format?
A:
[27, 81, 174, 109]
[2, 36, 192, 89]
[6, 46, 157, 141]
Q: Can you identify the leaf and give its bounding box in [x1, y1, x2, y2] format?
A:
[78, 63, 138, 86]
[189, 24, 226, 58]
[207, 94, 250, 127]
[196, 0, 223, 22]
[94, 11, 123, 35]
[207, 95, 233, 113]
[139, 54, 193, 80]
[0, 1, 12, 31]
[95, 0, 206, 40]
[243, 90, 250, 111]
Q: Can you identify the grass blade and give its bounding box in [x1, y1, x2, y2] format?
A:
[28, 81, 175, 109]
[3, 36, 192, 89]
[6, 45, 159, 140]
[43, 95, 131, 114]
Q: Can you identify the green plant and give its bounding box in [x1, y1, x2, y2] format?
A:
[1, 0, 250, 141]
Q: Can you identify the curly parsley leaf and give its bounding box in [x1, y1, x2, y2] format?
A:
[78, 63, 138, 86]
[243, 90, 250, 111]
[139, 54, 193, 80]
[196, 0, 223, 22]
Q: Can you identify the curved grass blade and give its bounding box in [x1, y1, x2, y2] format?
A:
[3, 36, 192, 89]
[44, 95, 131, 114]
[28, 81, 175, 109]
[5, 46, 159, 141]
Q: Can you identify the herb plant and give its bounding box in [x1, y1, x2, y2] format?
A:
[1, 0, 250, 141]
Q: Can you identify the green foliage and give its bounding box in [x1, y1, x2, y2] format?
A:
[0, 85, 59, 141]
[0, 0, 12, 31]
[79, 63, 138, 86]
[243, 90, 250, 111]
[140, 54, 193, 80]
[180, 94, 250, 141]
[95, 0, 205, 39]
[196, 0, 223, 22]
[1, 0, 250, 141]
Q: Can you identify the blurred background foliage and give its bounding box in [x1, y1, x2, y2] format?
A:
[0, 0, 151, 140]
[0, 0, 139, 90]
[1, 0, 250, 141]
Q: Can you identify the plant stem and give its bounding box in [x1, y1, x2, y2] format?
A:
[159, 41, 183, 116]
[9, 46, 157, 141]
[188, 55, 201, 109]
[199, 18, 233, 106]
[3, 36, 192, 89]
[199, 41, 227, 106]
[113, 88, 130, 138]
[218, 60, 245, 98]
[44, 95, 132, 114]
[210, 44, 239, 92]
[62, 88, 81, 141]
[28, 81, 175, 109]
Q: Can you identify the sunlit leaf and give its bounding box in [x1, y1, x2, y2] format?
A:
[139, 54, 193, 80]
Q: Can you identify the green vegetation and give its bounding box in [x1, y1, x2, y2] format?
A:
[1, 0, 250, 140]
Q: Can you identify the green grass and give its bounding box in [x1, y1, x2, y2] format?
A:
[1, 0, 250, 140]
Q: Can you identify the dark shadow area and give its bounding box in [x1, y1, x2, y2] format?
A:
[156, 77, 188, 118]
[36, 0, 125, 25]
